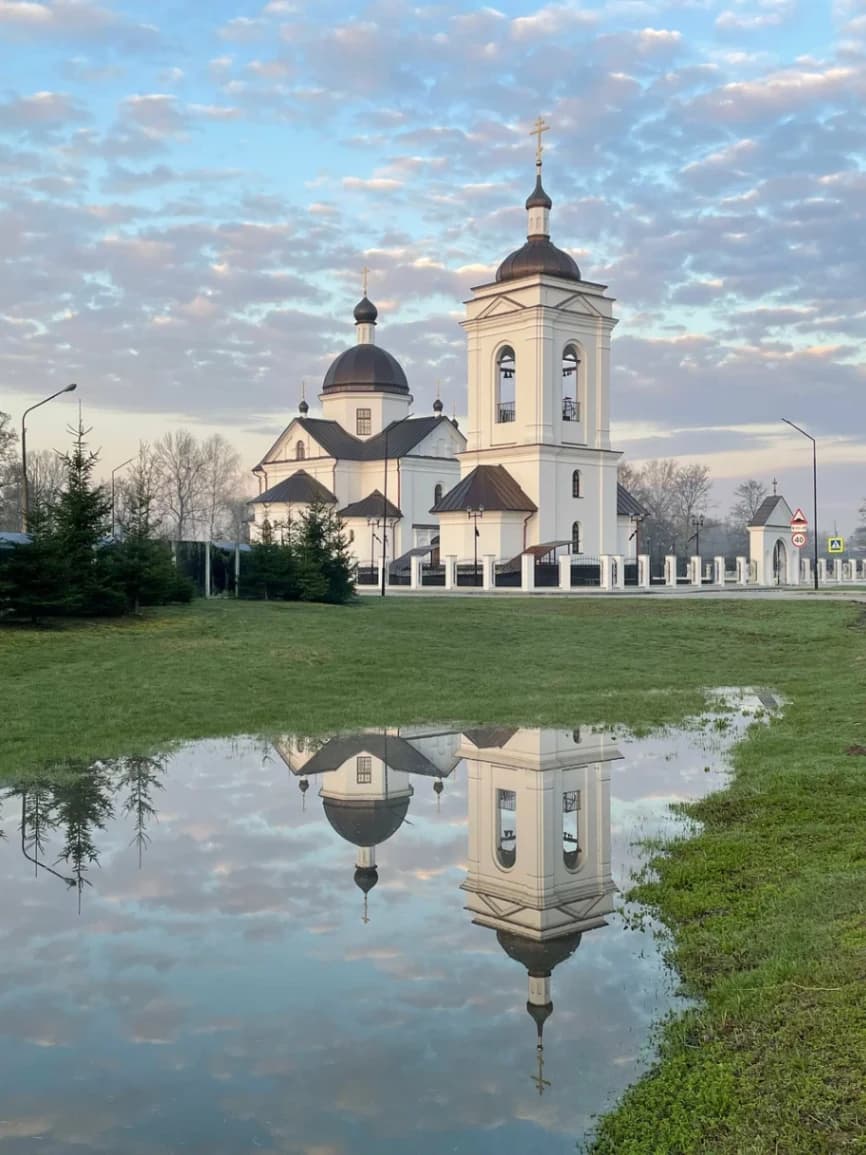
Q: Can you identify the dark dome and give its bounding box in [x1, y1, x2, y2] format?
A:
[322, 795, 410, 847]
[298, 399, 309, 415]
[353, 295, 378, 324]
[525, 175, 552, 210]
[496, 929, 583, 976]
[496, 237, 581, 284]
[433, 398, 443, 413]
[354, 865, 379, 894]
[322, 344, 410, 396]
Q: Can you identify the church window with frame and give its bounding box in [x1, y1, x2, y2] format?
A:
[562, 789, 581, 871]
[495, 788, 517, 868]
[295, 440, 305, 461]
[571, 521, 582, 554]
[572, 469, 582, 498]
[434, 482, 443, 506]
[561, 345, 581, 423]
[496, 346, 516, 424]
[356, 756, 372, 784]
[356, 408, 372, 436]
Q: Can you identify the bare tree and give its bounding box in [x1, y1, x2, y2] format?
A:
[200, 433, 241, 540]
[0, 411, 20, 531]
[729, 479, 769, 528]
[28, 448, 66, 510]
[154, 430, 206, 540]
[116, 443, 163, 538]
[671, 463, 712, 534]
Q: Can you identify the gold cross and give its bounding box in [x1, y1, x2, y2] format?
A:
[362, 265, 369, 296]
[530, 116, 550, 166]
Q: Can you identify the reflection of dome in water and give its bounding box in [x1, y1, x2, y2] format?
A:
[353, 865, 379, 894]
[322, 796, 410, 847]
[496, 929, 583, 975]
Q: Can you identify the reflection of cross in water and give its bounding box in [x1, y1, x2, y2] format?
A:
[531, 1045, 551, 1096]
[362, 894, 370, 924]
[362, 265, 369, 296]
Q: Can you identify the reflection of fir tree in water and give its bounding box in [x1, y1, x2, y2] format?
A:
[17, 781, 75, 887]
[116, 755, 166, 867]
[51, 763, 114, 910]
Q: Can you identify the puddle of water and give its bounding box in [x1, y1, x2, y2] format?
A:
[0, 690, 776, 1154]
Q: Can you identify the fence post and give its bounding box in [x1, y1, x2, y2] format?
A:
[558, 555, 571, 591]
[736, 556, 748, 584]
[600, 555, 612, 590]
[410, 555, 422, 590]
[613, 554, 625, 590]
[482, 555, 495, 591]
[521, 553, 535, 592]
[713, 556, 725, 584]
[665, 555, 677, 587]
[833, 558, 843, 583]
[444, 555, 457, 591]
[638, 554, 650, 588]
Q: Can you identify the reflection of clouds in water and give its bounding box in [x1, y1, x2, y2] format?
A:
[0, 709, 768, 1154]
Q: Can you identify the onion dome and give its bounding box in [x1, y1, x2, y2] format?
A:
[299, 399, 309, 415]
[353, 295, 378, 325]
[496, 238, 581, 283]
[433, 397, 443, 414]
[496, 929, 583, 975]
[353, 865, 379, 894]
[322, 345, 409, 396]
[322, 796, 410, 847]
[525, 174, 552, 210]
[433, 779, 443, 795]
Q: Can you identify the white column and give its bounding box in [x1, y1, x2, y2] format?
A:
[788, 550, 800, 586]
[410, 555, 422, 590]
[638, 554, 650, 588]
[482, 554, 495, 591]
[521, 552, 535, 592]
[665, 555, 677, 587]
[376, 559, 385, 589]
[690, 556, 702, 586]
[558, 555, 572, 591]
[444, 555, 457, 591]
[736, 556, 748, 584]
[801, 556, 812, 584]
[613, 554, 625, 590]
[833, 558, 843, 583]
[713, 556, 725, 585]
[600, 555, 612, 590]
[817, 558, 827, 584]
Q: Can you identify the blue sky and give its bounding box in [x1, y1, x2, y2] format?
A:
[1, 0, 864, 527]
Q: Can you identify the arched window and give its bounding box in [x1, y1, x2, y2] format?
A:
[571, 521, 582, 554]
[496, 346, 516, 424]
[495, 788, 516, 868]
[562, 789, 581, 871]
[572, 469, 581, 498]
[562, 345, 580, 422]
[295, 440, 305, 461]
[434, 482, 443, 506]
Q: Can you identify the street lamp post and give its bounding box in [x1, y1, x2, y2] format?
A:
[466, 505, 484, 586]
[110, 457, 135, 539]
[781, 417, 819, 591]
[20, 383, 77, 531]
[690, 514, 704, 557]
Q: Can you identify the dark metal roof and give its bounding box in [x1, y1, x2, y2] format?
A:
[300, 734, 446, 777]
[295, 415, 456, 462]
[463, 727, 519, 749]
[525, 174, 552, 211]
[322, 796, 410, 848]
[617, 484, 646, 518]
[749, 496, 789, 527]
[432, 465, 537, 514]
[322, 343, 409, 395]
[251, 470, 337, 506]
[496, 237, 581, 284]
[496, 929, 583, 977]
[338, 490, 402, 520]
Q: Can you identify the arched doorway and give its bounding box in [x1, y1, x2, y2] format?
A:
[772, 538, 787, 585]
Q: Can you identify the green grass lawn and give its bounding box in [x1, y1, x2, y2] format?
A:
[2, 596, 865, 1152]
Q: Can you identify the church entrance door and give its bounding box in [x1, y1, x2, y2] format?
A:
[772, 539, 786, 585]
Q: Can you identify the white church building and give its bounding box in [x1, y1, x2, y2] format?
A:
[250, 126, 643, 574]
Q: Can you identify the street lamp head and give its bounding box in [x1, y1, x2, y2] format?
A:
[65, 383, 77, 393]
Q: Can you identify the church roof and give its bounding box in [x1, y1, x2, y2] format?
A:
[496, 237, 581, 284]
[293, 415, 455, 463]
[617, 485, 646, 518]
[431, 465, 537, 514]
[322, 343, 409, 396]
[322, 796, 410, 848]
[463, 727, 519, 749]
[251, 470, 337, 505]
[300, 733, 445, 777]
[496, 929, 583, 977]
[749, 495, 793, 528]
[338, 490, 403, 520]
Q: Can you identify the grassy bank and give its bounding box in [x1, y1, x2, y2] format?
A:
[2, 597, 865, 1151]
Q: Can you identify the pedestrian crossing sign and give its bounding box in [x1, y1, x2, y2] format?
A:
[828, 537, 844, 554]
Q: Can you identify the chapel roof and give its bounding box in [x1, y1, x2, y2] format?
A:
[617, 485, 646, 518]
[431, 465, 537, 514]
[338, 490, 403, 520]
[297, 733, 445, 777]
[749, 495, 793, 528]
[283, 414, 456, 463]
[251, 470, 337, 506]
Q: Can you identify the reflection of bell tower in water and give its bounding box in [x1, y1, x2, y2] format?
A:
[458, 727, 620, 1093]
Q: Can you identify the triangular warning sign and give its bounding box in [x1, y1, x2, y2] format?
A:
[790, 507, 808, 526]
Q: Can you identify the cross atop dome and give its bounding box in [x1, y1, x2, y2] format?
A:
[530, 115, 550, 170]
